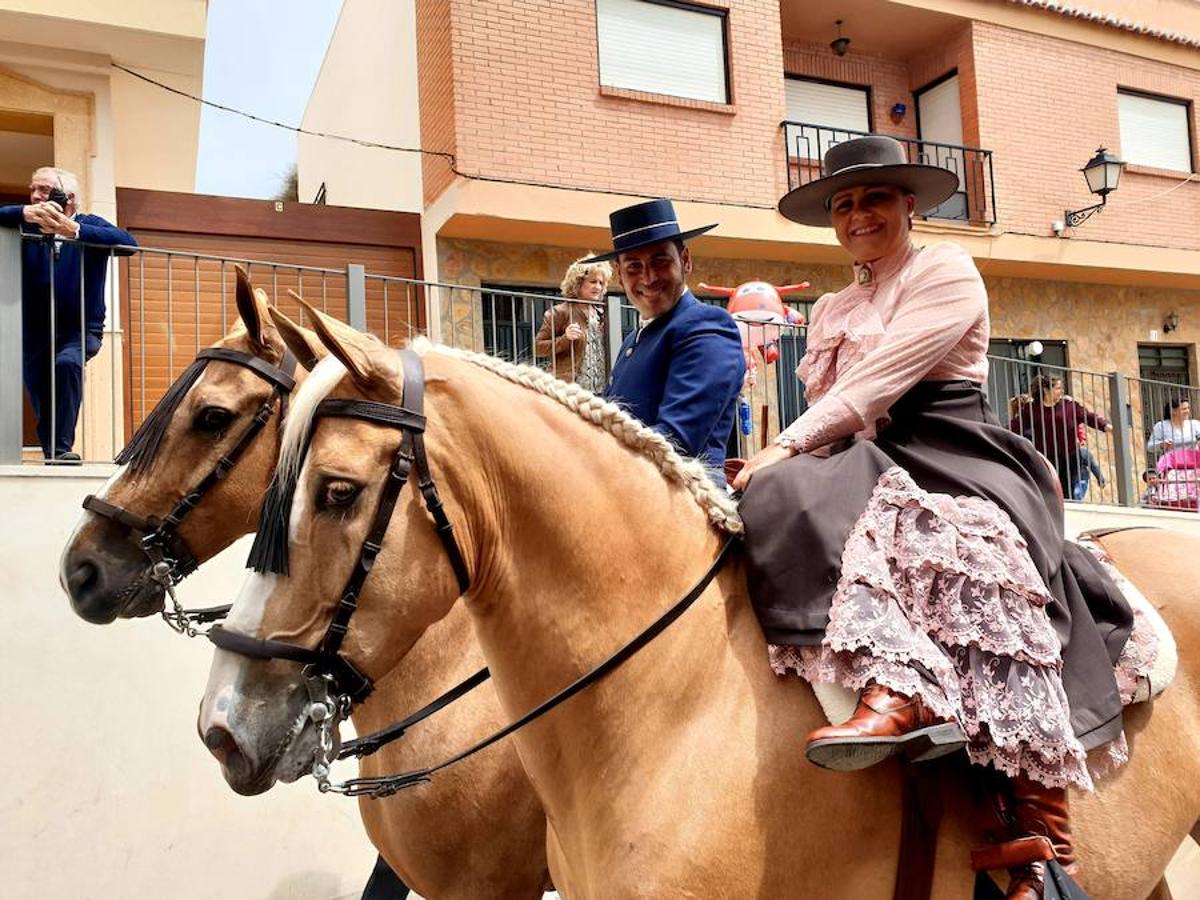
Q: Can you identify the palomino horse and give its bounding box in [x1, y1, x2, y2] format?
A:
[61, 272, 549, 899]
[201, 305, 1200, 898]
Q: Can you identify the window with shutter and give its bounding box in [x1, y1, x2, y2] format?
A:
[596, 0, 729, 104]
[1118, 90, 1194, 172]
[783, 79, 870, 161]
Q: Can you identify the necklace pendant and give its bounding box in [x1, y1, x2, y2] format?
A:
[856, 266, 873, 286]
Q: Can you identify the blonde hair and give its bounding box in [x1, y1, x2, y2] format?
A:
[32, 166, 80, 204]
[560, 254, 613, 299]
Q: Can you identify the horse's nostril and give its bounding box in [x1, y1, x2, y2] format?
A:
[204, 725, 241, 769]
[68, 559, 100, 597]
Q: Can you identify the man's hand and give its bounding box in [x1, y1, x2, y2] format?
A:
[23, 202, 79, 239]
[731, 441, 796, 491]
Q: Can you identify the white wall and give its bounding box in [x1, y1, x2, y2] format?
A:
[2, 467, 376, 900]
[297, 0, 422, 211]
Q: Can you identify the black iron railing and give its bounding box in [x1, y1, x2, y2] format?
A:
[781, 121, 997, 225]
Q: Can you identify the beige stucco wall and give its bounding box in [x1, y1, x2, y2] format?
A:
[0, 0, 206, 39]
[298, 0, 422, 212]
[1, 468, 377, 900]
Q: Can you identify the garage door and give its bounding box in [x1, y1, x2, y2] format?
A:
[122, 230, 421, 432]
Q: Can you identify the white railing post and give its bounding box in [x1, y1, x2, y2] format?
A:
[346, 264, 367, 331]
[0, 229, 22, 464]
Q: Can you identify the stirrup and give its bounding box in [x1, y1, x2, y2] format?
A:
[805, 721, 966, 771]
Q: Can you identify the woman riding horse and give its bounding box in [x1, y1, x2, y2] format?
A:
[734, 136, 1132, 899]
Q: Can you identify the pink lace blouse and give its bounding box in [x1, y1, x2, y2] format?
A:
[777, 241, 990, 452]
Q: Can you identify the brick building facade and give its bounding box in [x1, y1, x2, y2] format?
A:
[414, 0, 1199, 384]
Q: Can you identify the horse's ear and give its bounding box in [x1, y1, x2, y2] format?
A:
[234, 265, 274, 353]
[271, 296, 326, 371]
[291, 294, 398, 391]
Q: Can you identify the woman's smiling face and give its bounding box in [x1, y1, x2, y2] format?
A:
[829, 184, 915, 263]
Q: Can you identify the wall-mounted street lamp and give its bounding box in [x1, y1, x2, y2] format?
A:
[1164, 312, 1181, 334]
[1062, 147, 1126, 229]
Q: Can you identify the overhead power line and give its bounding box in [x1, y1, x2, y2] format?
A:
[110, 61, 777, 210]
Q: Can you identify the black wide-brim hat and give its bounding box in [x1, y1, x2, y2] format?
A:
[581, 198, 717, 264]
[778, 135, 959, 227]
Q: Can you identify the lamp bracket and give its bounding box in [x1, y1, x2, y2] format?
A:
[1063, 200, 1106, 229]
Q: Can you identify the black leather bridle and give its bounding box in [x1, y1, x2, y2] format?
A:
[206, 348, 735, 798]
[82, 347, 297, 633]
[209, 349, 470, 704]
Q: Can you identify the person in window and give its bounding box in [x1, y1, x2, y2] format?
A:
[535, 255, 611, 393]
[585, 198, 745, 480]
[1146, 397, 1200, 458]
[1010, 375, 1112, 500]
[732, 137, 1131, 899]
[0, 166, 136, 462]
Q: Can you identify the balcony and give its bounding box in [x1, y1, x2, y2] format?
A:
[782, 121, 997, 225]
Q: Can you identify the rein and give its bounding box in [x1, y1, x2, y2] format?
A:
[327, 536, 736, 797]
[208, 347, 737, 797]
[82, 346, 297, 635]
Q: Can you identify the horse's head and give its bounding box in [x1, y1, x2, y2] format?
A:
[60, 268, 323, 624]
[198, 302, 470, 794]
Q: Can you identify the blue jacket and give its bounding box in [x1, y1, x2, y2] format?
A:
[606, 290, 745, 472]
[0, 205, 136, 351]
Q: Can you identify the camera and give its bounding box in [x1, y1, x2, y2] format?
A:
[47, 186, 70, 210]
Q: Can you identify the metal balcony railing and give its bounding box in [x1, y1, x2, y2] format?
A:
[8, 232, 1198, 513]
[781, 121, 997, 225]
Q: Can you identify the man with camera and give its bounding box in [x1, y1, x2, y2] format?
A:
[0, 167, 136, 462]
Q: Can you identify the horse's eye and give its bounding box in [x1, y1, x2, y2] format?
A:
[193, 406, 235, 434]
[319, 480, 361, 510]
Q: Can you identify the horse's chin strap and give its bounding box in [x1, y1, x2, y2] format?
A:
[81, 347, 297, 636]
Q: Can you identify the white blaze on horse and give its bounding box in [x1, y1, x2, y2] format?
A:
[60, 271, 550, 899]
[204, 303, 1200, 898]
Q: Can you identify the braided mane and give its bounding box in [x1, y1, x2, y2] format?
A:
[436, 345, 744, 535]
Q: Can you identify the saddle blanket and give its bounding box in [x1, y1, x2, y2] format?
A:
[811, 536, 1177, 726]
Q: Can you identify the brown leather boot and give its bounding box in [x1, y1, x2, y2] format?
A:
[1006, 774, 1077, 898]
[805, 682, 966, 772]
[971, 773, 1077, 899]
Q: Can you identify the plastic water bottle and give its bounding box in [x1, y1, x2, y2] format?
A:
[739, 398, 752, 435]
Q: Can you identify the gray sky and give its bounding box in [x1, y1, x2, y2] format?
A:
[195, 0, 344, 200]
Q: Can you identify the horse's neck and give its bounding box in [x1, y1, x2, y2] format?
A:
[351, 598, 479, 738]
[443, 371, 753, 818]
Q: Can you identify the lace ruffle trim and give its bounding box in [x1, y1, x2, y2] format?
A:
[772, 467, 1097, 790]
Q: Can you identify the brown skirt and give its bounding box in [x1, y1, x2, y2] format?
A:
[740, 380, 1132, 753]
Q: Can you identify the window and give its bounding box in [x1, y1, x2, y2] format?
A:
[784, 78, 870, 160]
[596, 0, 729, 104]
[1118, 90, 1194, 172]
[1138, 343, 1196, 444]
[480, 285, 558, 363]
[986, 339, 1069, 418]
[915, 74, 968, 220]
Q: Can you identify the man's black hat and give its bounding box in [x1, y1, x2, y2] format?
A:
[581, 198, 717, 263]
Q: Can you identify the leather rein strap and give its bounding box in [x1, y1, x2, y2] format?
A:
[82, 348, 297, 626]
[334, 535, 737, 797]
